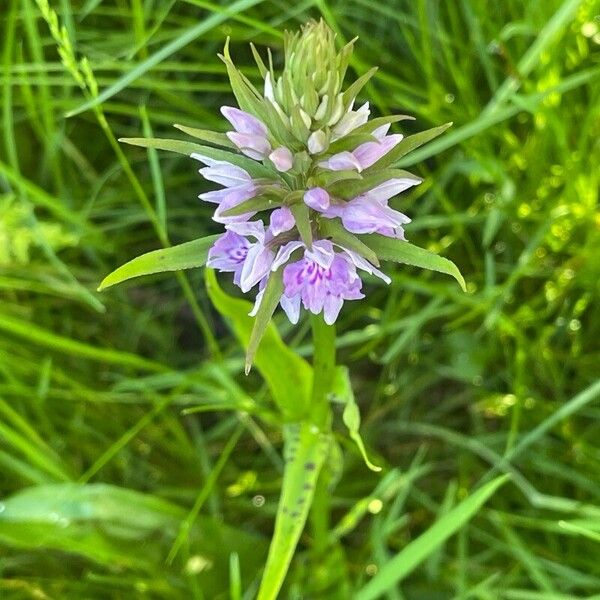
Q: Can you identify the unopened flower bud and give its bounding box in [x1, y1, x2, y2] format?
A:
[269, 146, 294, 172]
[307, 130, 328, 154]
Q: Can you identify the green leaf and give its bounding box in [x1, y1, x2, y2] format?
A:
[290, 203, 313, 249]
[356, 475, 509, 599]
[98, 235, 219, 291]
[220, 195, 281, 218]
[0, 483, 267, 591]
[173, 124, 235, 148]
[342, 66, 378, 108]
[290, 104, 311, 140]
[220, 39, 295, 147]
[329, 168, 422, 200]
[332, 367, 381, 472]
[326, 133, 378, 155]
[368, 122, 453, 171]
[245, 270, 284, 374]
[257, 423, 330, 600]
[119, 137, 274, 179]
[349, 114, 415, 137]
[220, 38, 263, 114]
[250, 42, 268, 78]
[312, 168, 363, 188]
[318, 218, 379, 266]
[361, 234, 466, 291]
[205, 269, 312, 420]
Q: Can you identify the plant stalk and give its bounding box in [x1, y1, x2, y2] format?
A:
[256, 316, 336, 599]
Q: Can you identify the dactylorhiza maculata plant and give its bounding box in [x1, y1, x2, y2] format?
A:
[101, 20, 467, 599]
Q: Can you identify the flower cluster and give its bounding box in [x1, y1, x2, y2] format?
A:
[196, 20, 423, 324]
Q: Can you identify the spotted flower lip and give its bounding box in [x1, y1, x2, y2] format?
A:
[188, 20, 448, 325]
[206, 230, 250, 286]
[281, 252, 364, 325]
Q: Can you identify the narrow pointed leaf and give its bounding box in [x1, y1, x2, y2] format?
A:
[98, 235, 219, 291]
[220, 195, 281, 217]
[326, 133, 378, 155]
[250, 42, 268, 77]
[362, 234, 466, 291]
[290, 203, 313, 249]
[356, 475, 509, 599]
[333, 367, 381, 472]
[221, 41, 295, 146]
[329, 168, 422, 200]
[342, 66, 378, 108]
[205, 269, 312, 420]
[319, 219, 379, 266]
[350, 114, 415, 137]
[119, 137, 274, 178]
[245, 270, 284, 374]
[368, 122, 453, 171]
[173, 124, 235, 148]
[312, 169, 363, 188]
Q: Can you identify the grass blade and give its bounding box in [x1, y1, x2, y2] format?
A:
[65, 0, 267, 116]
[356, 475, 509, 599]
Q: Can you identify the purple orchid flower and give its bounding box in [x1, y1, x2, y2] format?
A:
[189, 23, 451, 326]
[248, 239, 390, 324]
[221, 106, 272, 160]
[320, 178, 420, 239]
[192, 153, 262, 224]
[269, 206, 295, 236]
[225, 221, 276, 293]
[206, 230, 251, 287]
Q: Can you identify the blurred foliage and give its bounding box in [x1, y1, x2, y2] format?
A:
[0, 0, 599, 598]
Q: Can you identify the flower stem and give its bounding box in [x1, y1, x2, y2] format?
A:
[309, 314, 336, 429]
[256, 316, 336, 599]
[309, 314, 336, 577]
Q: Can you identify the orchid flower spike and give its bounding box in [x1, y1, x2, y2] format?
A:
[188, 19, 459, 326]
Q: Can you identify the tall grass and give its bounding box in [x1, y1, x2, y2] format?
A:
[1, 0, 599, 597]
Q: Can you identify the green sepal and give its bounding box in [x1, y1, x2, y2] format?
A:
[329, 168, 422, 200]
[98, 235, 219, 291]
[361, 234, 466, 291]
[301, 85, 319, 117]
[261, 97, 299, 148]
[290, 104, 311, 140]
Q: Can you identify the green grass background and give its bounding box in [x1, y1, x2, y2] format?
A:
[1, 0, 600, 597]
